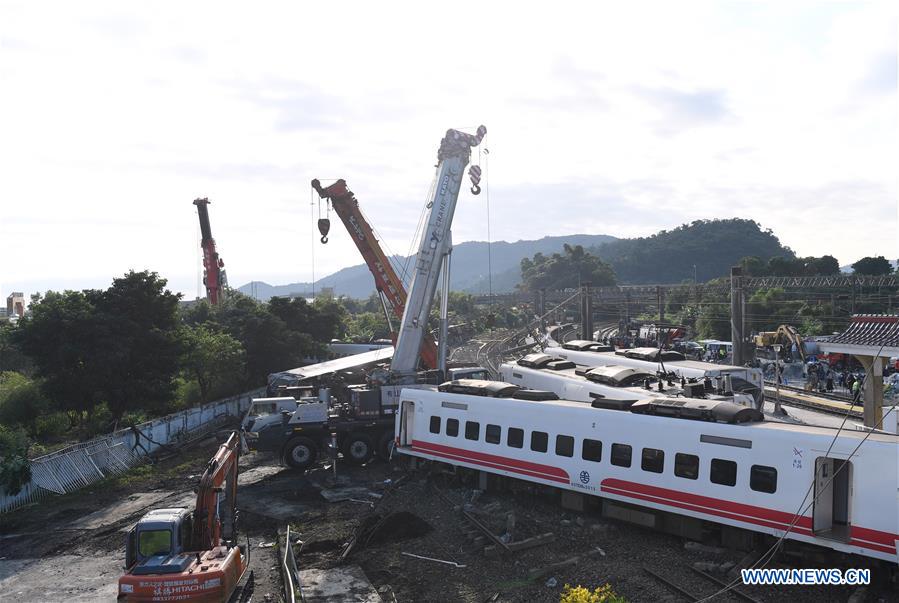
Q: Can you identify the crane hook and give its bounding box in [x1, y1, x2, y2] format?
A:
[469, 164, 482, 196]
[318, 218, 331, 245]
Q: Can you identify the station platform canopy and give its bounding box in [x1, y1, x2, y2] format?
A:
[817, 314, 899, 357]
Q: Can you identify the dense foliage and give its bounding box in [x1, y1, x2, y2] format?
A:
[851, 255, 893, 275]
[739, 254, 840, 277]
[0, 273, 345, 494]
[590, 219, 791, 284]
[520, 244, 617, 291]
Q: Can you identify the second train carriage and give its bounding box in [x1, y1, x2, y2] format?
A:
[394, 384, 899, 564]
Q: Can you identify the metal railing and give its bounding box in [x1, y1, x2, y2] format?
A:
[0, 387, 265, 514]
[282, 525, 305, 603]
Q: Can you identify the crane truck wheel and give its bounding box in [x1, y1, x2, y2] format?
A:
[284, 437, 317, 470]
[342, 433, 374, 465]
[377, 430, 396, 461]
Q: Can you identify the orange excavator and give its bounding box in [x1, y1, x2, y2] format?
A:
[118, 432, 247, 602]
[312, 178, 439, 370]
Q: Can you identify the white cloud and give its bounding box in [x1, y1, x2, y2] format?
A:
[0, 1, 896, 300]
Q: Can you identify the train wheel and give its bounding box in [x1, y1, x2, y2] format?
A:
[284, 437, 317, 470]
[377, 430, 396, 461]
[342, 433, 374, 465]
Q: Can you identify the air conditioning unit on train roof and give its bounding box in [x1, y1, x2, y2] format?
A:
[545, 359, 576, 371]
[561, 340, 613, 352]
[438, 379, 521, 397]
[622, 348, 686, 362]
[584, 365, 655, 387]
[517, 353, 556, 369]
[629, 398, 763, 424]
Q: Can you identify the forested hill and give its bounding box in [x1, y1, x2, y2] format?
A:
[590, 218, 793, 284]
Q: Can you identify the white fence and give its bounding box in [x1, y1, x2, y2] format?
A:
[0, 387, 265, 514]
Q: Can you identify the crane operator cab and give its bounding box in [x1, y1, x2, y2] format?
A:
[124, 508, 194, 575]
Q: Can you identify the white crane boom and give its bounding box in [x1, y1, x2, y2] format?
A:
[390, 125, 486, 377]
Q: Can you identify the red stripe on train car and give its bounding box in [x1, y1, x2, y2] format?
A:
[411, 440, 570, 484]
[602, 478, 897, 555]
[601, 478, 813, 530]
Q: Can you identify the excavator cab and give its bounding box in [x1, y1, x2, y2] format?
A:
[124, 508, 192, 574]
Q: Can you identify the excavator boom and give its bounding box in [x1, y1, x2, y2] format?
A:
[312, 178, 439, 370]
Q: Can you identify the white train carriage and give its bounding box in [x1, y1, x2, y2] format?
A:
[499, 356, 757, 408]
[546, 342, 763, 391]
[395, 385, 899, 564]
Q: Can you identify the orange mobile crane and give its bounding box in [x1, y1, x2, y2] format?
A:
[311, 178, 439, 370]
[193, 198, 228, 305]
[118, 432, 247, 602]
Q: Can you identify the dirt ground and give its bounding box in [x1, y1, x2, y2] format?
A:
[1, 433, 897, 603]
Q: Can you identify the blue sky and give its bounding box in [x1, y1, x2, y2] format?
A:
[0, 1, 896, 300]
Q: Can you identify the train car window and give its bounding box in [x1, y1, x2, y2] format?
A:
[531, 431, 548, 453]
[710, 458, 737, 486]
[611, 443, 632, 467]
[507, 427, 524, 448]
[582, 439, 602, 462]
[465, 421, 480, 441]
[446, 418, 459, 437]
[750, 465, 777, 493]
[674, 453, 699, 479]
[485, 424, 501, 445]
[555, 435, 574, 457]
[641, 448, 665, 473]
[429, 416, 441, 434]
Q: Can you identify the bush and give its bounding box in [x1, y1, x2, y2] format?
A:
[0, 424, 32, 494]
[560, 584, 627, 603]
[173, 378, 202, 410]
[33, 412, 69, 440]
[0, 371, 54, 435]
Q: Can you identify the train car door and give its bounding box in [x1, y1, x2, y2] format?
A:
[399, 400, 415, 447]
[813, 457, 852, 540]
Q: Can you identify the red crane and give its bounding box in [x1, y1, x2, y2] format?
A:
[311, 178, 439, 370]
[193, 198, 228, 305]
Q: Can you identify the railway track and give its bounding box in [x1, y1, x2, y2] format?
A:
[764, 380, 852, 403]
[764, 387, 863, 419]
[643, 564, 761, 603]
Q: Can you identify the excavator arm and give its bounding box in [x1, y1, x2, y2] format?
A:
[755, 324, 806, 362]
[311, 178, 439, 370]
[191, 431, 241, 550]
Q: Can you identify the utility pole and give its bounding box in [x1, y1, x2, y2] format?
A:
[580, 282, 593, 341]
[773, 344, 783, 415]
[730, 266, 744, 366]
[657, 286, 665, 323]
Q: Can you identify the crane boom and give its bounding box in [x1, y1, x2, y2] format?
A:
[311, 178, 439, 370]
[193, 197, 228, 305]
[390, 125, 486, 377]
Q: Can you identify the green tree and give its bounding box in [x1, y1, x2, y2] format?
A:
[181, 325, 245, 402]
[14, 290, 108, 423]
[0, 424, 31, 495]
[91, 271, 183, 418]
[0, 372, 54, 436]
[852, 256, 893, 275]
[0, 324, 34, 375]
[520, 244, 616, 290]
